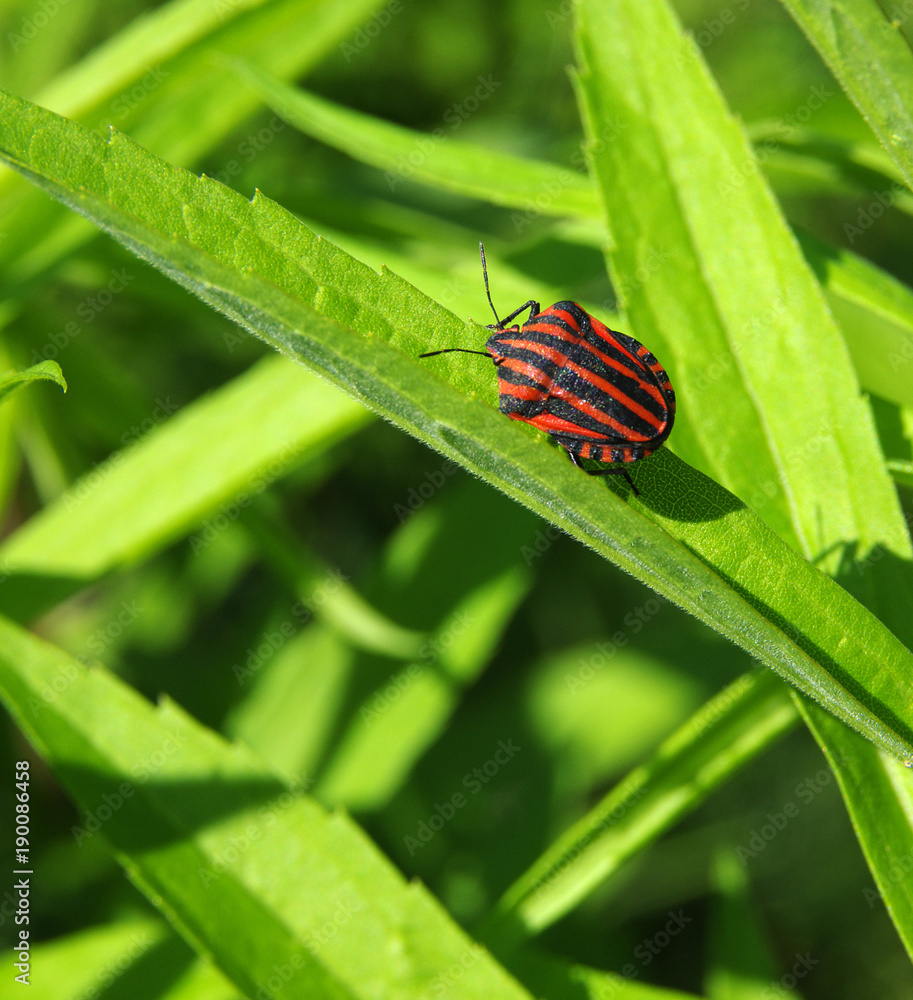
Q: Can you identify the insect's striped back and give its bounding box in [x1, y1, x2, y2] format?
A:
[486, 301, 675, 461]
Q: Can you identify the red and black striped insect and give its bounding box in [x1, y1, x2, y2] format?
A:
[420, 244, 675, 495]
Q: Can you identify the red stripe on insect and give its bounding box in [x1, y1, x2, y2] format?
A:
[515, 319, 666, 409]
[497, 356, 554, 390]
[497, 337, 568, 370]
[548, 384, 653, 441]
[498, 380, 548, 402]
[512, 411, 607, 439]
[499, 345, 665, 431]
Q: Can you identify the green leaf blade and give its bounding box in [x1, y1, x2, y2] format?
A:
[575, 0, 911, 583]
[799, 701, 913, 962]
[0, 356, 369, 600]
[487, 670, 798, 940]
[230, 62, 599, 218]
[777, 0, 913, 190]
[2, 87, 913, 765]
[0, 360, 67, 404]
[0, 615, 535, 1000]
[572, 0, 913, 743]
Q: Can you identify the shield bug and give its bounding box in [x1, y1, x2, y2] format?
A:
[420, 244, 675, 496]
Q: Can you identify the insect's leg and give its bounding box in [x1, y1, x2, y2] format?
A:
[498, 301, 540, 327]
[567, 452, 640, 496]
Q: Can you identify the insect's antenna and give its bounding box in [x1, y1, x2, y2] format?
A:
[479, 242, 501, 327]
[419, 348, 491, 359]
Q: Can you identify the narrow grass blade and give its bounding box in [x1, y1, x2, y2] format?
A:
[776, 0, 913, 189]
[485, 671, 797, 941]
[226, 624, 355, 784]
[314, 482, 536, 810]
[796, 227, 913, 410]
[0, 0, 380, 291]
[574, 0, 913, 613]
[239, 503, 426, 659]
[233, 481, 538, 809]
[230, 61, 599, 218]
[705, 852, 778, 999]
[747, 122, 913, 217]
[27, 0, 285, 118]
[0, 616, 536, 1000]
[0, 360, 66, 405]
[0, 355, 370, 620]
[798, 701, 913, 962]
[2, 89, 913, 764]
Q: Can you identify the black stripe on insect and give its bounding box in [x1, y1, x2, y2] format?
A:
[420, 243, 676, 497]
